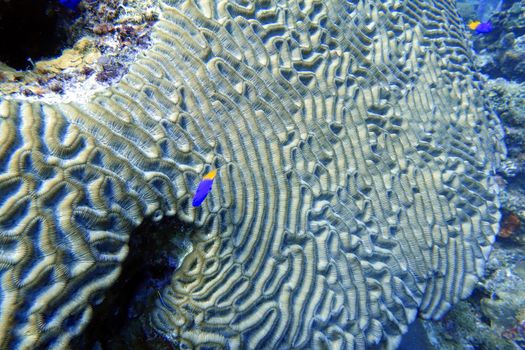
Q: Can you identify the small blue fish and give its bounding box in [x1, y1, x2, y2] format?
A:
[475, 21, 494, 34]
[468, 20, 494, 34]
[59, 0, 82, 10]
[192, 169, 217, 207]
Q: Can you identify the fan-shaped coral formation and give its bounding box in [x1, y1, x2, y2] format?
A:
[0, 0, 504, 348]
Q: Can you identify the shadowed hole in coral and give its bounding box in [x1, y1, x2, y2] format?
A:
[399, 319, 434, 350]
[0, 0, 81, 70]
[71, 216, 192, 349]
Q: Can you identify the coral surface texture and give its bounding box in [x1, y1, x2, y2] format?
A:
[0, 0, 505, 348]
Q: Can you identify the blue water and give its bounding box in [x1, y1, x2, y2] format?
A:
[477, 0, 504, 21]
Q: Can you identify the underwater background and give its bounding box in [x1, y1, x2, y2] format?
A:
[0, 0, 525, 349]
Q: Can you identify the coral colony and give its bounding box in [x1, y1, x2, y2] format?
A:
[0, 0, 511, 349]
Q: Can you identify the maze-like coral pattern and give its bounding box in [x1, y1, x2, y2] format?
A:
[0, 0, 504, 349]
[149, 0, 505, 348]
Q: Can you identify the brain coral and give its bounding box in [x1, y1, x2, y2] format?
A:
[0, 0, 505, 349]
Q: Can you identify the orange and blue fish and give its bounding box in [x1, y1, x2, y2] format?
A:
[468, 20, 494, 34]
[192, 169, 217, 207]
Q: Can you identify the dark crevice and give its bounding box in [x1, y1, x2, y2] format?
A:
[71, 216, 192, 350]
[0, 0, 80, 70]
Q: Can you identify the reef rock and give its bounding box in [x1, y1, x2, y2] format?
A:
[471, 0, 525, 81]
[0, 0, 505, 348]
